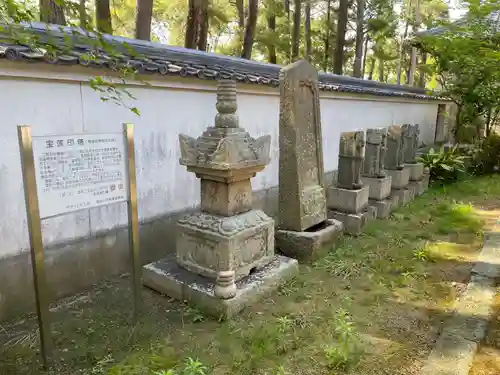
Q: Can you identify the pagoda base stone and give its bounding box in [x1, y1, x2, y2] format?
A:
[389, 188, 413, 206]
[328, 206, 377, 235]
[406, 162, 424, 181]
[385, 168, 410, 190]
[369, 199, 392, 219]
[275, 219, 344, 260]
[422, 173, 430, 191]
[408, 179, 426, 197]
[389, 194, 400, 211]
[143, 255, 298, 319]
[361, 176, 392, 201]
[176, 210, 274, 282]
[327, 185, 369, 214]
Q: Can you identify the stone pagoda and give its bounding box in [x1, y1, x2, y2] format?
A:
[361, 128, 393, 218]
[142, 80, 298, 318]
[327, 131, 376, 234]
[384, 125, 412, 207]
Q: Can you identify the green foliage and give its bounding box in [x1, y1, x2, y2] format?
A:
[323, 309, 362, 371]
[418, 146, 466, 183]
[470, 133, 500, 175]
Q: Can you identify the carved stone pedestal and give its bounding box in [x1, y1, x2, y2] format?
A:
[407, 163, 424, 182]
[143, 80, 297, 318]
[327, 185, 375, 235]
[276, 219, 343, 260]
[385, 168, 410, 190]
[361, 176, 392, 218]
[369, 199, 392, 218]
[390, 187, 414, 207]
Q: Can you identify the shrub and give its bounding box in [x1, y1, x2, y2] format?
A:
[418, 145, 466, 183]
[470, 133, 500, 175]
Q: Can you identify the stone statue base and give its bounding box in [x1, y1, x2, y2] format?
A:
[406, 162, 424, 182]
[361, 176, 392, 201]
[143, 255, 298, 319]
[389, 188, 414, 207]
[385, 168, 410, 190]
[369, 199, 392, 219]
[327, 206, 377, 235]
[176, 210, 275, 281]
[327, 185, 369, 214]
[275, 219, 343, 260]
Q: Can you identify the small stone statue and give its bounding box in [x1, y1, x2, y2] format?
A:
[362, 128, 387, 178]
[384, 125, 404, 170]
[337, 131, 365, 190]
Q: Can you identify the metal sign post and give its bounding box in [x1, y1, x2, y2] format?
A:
[17, 124, 142, 367]
[17, 125, 53, 368]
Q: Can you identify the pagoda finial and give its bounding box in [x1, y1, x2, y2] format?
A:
[215, 80, 238, 128]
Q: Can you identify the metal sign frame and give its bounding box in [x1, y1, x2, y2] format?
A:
[17, 123, 141, 368]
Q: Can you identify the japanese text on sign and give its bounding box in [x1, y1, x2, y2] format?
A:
[32, 133, 128, 218]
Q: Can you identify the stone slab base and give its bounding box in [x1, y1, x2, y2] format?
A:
[385, 168, 410, 190]
[369, 199, 392, 219]
[327, 206, 376, 235]
[389, 188, 413, 206]
[327, 185, 369, 214]
[361, 175, 392, 201]
[143, 255, 298, 319]
[406, 162, 424, 181]
[389, 194, 400, 211]
[276, 219, 344, 260]
[422, 173, 430, 192]
[408, 179, 426, 197]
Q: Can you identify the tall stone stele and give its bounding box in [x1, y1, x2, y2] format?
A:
[384, 125, 412, 206]
[361, 128, 393, 218]
[327, 131, 376, 235]
[142, 80, 298, 318]
[402, 123, 428, 196]
[275, 59, 343, 259]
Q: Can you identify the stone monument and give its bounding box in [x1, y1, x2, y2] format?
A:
[327, 131, 376, 234]
[142, 80, 298, 318]
[384, 125, 412, 207]
[402, 124, 428, 196]
[275, 59, 343, 259]
[360, 128, 393, 218]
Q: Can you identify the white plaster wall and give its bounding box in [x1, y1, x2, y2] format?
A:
[0, 71, 440, 259]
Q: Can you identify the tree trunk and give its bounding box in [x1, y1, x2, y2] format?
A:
[417, 52, 427, 88]
[409, 0, 420, 86]
[241, 0, 259, 59]
[304, 0, 311, 61]
[378, 58, 384, 82]
[291, 0, 301, 60]
[333, 0, 348, 74]
[185, 0, 199, 48]
[197, 0, 209, 51]
[361, 36, 369, 77]
[79, 0, 87, 28]
[135, 0, 153, 40]
[40, 0, 66, 25]
[353, 0, 364, 77]
[285, 0, 291, 61]
[236, 0, 245, 28]
[396, 0, 411, 84]
[267, 13, 277, 63]
[323, 0, 332, 71]
[95, 0, 112, 34]
[367, 56, 375, 80]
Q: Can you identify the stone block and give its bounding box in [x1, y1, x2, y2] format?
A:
[422, 173, 430, 192]
[369, 199, 392, 219]
[361, 176, 392, 201]
[388, 194, 400, 211]
[328, 206, 376, 235]
[408, 179, 426, 197]
[384, 168, 409, 190]
[406, 162, 424, 181]
[389, 188, 413, 206]
[275, 219, 343, 260]
[176, 210, 275, 282]
[327, 185, 369, 214]
[143, 255, 298, 319]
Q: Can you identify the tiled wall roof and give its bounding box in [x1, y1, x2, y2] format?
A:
[0, 22, 443, 101]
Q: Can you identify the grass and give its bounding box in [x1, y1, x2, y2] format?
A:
[2, 175, 500, 375]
